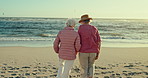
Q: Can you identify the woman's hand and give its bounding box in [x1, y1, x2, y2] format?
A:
[95, 56, 99, 60]
[95, 53, 99, 60]
[75, 52, 78, 55]
[56, 51, 59, 54]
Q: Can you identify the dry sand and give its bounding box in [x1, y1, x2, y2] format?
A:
[0, 47, 148, 78]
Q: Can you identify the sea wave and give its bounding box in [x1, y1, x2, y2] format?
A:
[0, 37, 53, 41]
[102, 36, 126, 39]
[36, 34, 56, 37]
[100, 33, 123, 36]
[102, 39, 148, 44]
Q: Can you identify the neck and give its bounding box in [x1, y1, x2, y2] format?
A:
[82, 23, 89, 25]
[81, 22, 90, 25]
[68, 26, 74, 28]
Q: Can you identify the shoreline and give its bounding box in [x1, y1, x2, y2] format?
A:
[1, 40, 148, 48]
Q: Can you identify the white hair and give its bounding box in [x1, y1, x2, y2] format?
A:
[66, 18, 76, 27]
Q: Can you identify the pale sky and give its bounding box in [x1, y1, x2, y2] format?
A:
[0, 0, 148, 19]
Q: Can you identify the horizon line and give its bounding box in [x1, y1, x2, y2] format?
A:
[0, 16, 148, 20]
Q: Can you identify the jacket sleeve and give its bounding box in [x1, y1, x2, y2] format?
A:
[75, 34, 81, 52]
[53, 32, 61, 53]
[96, 30, 101, 50]
[96, 30, 101, 43]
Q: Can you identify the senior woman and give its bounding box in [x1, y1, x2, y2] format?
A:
[78, 14, 101, 78]
[54, 18, 81, 78]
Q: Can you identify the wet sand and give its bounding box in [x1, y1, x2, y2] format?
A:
[0, 47, 148, 78]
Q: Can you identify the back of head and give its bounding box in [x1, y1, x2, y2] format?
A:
[66, 18, 76, 27]
[83, 19, 90, 23]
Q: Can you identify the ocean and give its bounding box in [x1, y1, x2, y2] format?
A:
[0, 17, 148, 47]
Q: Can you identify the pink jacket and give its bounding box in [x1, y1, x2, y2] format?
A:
[54, 27, 81, 60]
[78, 24, 101, 53]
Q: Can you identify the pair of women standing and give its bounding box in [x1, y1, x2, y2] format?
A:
[54, 14, 101, 78]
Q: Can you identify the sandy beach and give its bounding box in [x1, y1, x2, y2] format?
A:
[0, 47, 148, 78]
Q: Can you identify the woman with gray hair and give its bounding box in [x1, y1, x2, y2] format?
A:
[54, 18, 81, 78]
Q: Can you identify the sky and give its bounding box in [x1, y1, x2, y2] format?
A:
[0, 0, 148, 19]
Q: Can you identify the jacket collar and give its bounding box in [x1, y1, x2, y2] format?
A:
[64, 27, 74, 30]
[81, 24, 91, 26]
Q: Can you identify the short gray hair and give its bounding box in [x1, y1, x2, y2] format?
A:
[66, 18, 76, 27]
